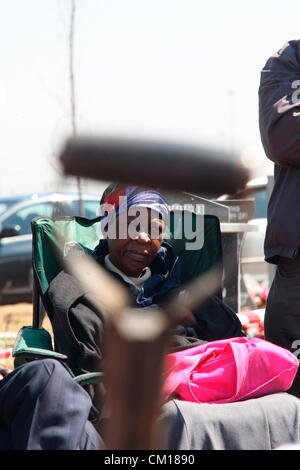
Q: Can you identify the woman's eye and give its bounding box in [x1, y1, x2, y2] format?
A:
[149, 225, 163, 237]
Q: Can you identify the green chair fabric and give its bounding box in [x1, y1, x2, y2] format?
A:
[32, 216, 102, 296]
[167, 212, 223, 285]
[73, 372, 104, 386]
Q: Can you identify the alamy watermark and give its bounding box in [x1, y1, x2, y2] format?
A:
[291, 80, 300, 105]
[291, 340, 300, 360]
[99, 198, 205, 251]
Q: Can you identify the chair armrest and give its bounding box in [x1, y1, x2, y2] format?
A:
[73, 372, 104, 386]
[12, 326, 67, 368]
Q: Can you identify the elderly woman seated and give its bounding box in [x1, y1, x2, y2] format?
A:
[47, 183, 243, 377]
[1, 185, 300, 451]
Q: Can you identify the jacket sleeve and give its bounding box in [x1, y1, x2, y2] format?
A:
[259, 40, 300, 166]
[47, 270, 105, 377]
[192, 295, 244, 341]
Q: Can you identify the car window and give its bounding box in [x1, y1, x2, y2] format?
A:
[0, 203, 8, 215]
[83, 200, 100, 218]
[2, 202, 54, 235]
[68, 200, 100, 218]
[0, 199, 24, 215]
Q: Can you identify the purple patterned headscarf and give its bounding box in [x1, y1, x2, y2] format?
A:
[99, 184, 169, 233]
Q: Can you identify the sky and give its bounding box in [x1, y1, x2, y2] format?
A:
[0, 0, 299, 196]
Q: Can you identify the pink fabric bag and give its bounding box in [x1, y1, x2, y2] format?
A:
[163, 337, 299, 404]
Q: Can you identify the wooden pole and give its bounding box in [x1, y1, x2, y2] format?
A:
[102, 309, 171, 450]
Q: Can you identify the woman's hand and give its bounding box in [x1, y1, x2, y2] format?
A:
[177, 290, 197, 325]
[0, 365, 12, 380]
[179, 307, 197, 325]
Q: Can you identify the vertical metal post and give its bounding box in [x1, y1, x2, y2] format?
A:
[69, 0, 83, 216]
[32, 275, 46, 329]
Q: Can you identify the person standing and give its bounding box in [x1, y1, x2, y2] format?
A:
[259, 39, 300, 397]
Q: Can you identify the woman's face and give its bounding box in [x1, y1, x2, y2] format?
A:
[107, 208, 165, 277]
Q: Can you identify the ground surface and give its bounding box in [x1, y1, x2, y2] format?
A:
[0, 303, 53, 369]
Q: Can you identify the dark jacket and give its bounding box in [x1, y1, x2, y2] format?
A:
[47, 240, 243, 377]
[259, 39, 300, 263]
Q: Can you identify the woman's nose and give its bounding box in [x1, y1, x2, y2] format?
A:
[135, 231, 151, 243]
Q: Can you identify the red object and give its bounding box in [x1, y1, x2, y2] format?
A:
[237, 311, 265, 339]
[261, 287, 269, 303]
[103, 188, 125, 212]
[0, 349, 11, 359]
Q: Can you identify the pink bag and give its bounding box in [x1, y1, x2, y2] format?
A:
[163, 337, 299, 404]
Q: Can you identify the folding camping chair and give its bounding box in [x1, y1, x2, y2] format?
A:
[11, 214, 105, 386]
[11, 211, 223, 422]
[11, 212, 300, 450]
[12, 211, 224, 366]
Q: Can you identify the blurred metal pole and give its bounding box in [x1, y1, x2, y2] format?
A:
[59, 136, 249, 195]
[103, 314, 170, 450]
[69, 0, 83, 216]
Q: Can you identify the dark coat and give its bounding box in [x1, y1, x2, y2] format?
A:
[47, 240, 243, 377]
[259, 39, 300, 263]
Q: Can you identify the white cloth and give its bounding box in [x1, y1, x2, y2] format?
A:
[104, 255, 151, 288]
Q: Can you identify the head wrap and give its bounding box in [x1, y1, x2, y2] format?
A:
[99, 184, 169, 234]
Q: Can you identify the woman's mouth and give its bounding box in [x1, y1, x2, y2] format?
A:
[125, 250, 149, 263]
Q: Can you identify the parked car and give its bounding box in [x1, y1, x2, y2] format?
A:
[0, 194, 36, 216]
[0, 192, 100, 304]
